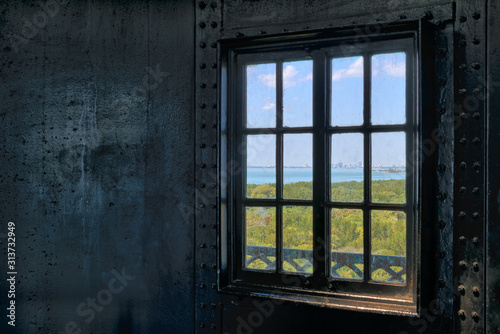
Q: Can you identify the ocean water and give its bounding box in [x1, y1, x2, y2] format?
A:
[247, 167, 405, 185]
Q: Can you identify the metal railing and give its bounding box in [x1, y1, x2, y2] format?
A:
[246, 245, 406, 282]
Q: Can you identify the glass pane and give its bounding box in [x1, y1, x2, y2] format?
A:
[331, 209, 364, 279]
[371, 53, 406, 125]
[283, 134, 313, 200]
[371, 132, 406, 203]
[371, 210, 406, 283]
[331, 133, 364, 202]
[246, 63, 276, 128]
[245, 207, 276, 271]
[331, 56, 364, 126]
[283, 60, 313, 127]
[246, 135, 276, 198]
[283, 206, 313, 273]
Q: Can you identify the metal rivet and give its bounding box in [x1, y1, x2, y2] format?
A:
[200, 183, 206, 188]
[211, 144, 216, 148]
[200, 103, 206, 109]
[459, 40, 467, 47]
[211, 283, 217, 289]
[328, 281, 335, 290]
[472, 312, 479, 322]
[458, 285, 466, 294]
[211, 2, 217, 8]
[211, 204, 216, 209]
[460, 137, 467, 144]
[459, 63, 467, 70]
[211, 22, 218, 28]
[473, 88, 481, 96]
[260, 30, 267, 34]
[200, 302, 206, 308]
[459, 211, 466, 218]
[199, 223, 206, 228]
[473, 262, 479, 272]
[236, 32, 244, 37]
[472, 212, 479, 219]
[473, 137, 480, 143]
[458, 310, 466, 320]
[459, 186, 466, 193]
[460, 162, 467, 169]
[472, 62, 481, 70]
[211, 43, 217, 49]
[210, 303, 216, 309]
[211, 223, 217, 229]
[210, 244, 217, 249]
[199, 22, 206, 28]
[472, 237, 479, 245]
[472, 187, 479, 193]
[211, 263, 217, 269]
[200, 283, 206, 289]
[212, 103, 217, 109]
[473, 12, 481, 20]
[200, 143, 206, 148]
[459, 16, 467, 22]
[473, 37, 480, 45]
[437, 193, 447, 201]
[459, 261, 467, 269]
[437, 164, 446, 172]
[199, 2, 206, 9]
[211, 63, 217, 69]
[459, 112, 467, 120]
[211, 123, 217, 128]
[459, 236, 466, 243]
[200, 42, 206, 48]
[211, 163, 217, 168]
[199, 203, 206, 208]
[201, 123, 206, 129]
[473, 112, 480, 119]
[473, 161, 481, 169]
[200, 63, 206, 69]
[212, 83, 217, 88]
[439, 220, 446, 229]
[472, 287, 480, 296]
[200, 263, 206, 268]
[200, 243, 206, 248]
[200, 83, 206, 88]
[458, 88, 467, 95]
[200, 163, 207, 168]
[200, 322, 206, 328]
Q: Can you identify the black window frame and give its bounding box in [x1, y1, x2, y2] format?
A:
[219, 24, 423, 316]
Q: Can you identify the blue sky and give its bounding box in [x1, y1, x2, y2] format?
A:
[246, 53, 407, 167]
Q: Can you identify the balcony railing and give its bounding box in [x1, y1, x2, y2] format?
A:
[246, 245, 406, 283]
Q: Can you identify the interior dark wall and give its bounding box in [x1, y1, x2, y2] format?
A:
[0, 1, 194, 333]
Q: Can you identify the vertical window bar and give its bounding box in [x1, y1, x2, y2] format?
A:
[363, 54, 372, 283]
[313, 52, 327, 281]
[276, 61, 284, 272]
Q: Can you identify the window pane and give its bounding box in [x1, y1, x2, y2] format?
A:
[245, 207, 276, 271]
[246, 135, 276, 198]
[371, 132, 406, 203]
[331, 209, 363, 280]
[331, 133, 364, 202]
[331, 56, 364, 126]
[283, 60, 313, 127]
[246, 63, 276, 128]
[371, 210, 406, 283]
[283, 134, 313, 200]
[283, 206, 313, 273]
[371, 53, 406, 125]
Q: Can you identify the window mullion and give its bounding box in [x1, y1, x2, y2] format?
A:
[312, 52, 327, 283]
[276, 61, 284, 273]
[363, 54, 372, 283]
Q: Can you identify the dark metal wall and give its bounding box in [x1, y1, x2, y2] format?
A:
[0, 0, 497, 333]
[0, 1, 195, 333]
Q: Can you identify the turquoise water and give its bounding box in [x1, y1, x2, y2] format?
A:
[247, 167, 405, 185]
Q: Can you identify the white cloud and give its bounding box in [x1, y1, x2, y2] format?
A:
[257, 65, 312, 88]
[262, 102, 276, 110]
[332, 57, 364, 81]
[381, 61, 405, 77]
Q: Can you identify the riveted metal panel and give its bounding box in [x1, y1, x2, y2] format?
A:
[195, 1, 223, 333]
[453, 0, 487, 333]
